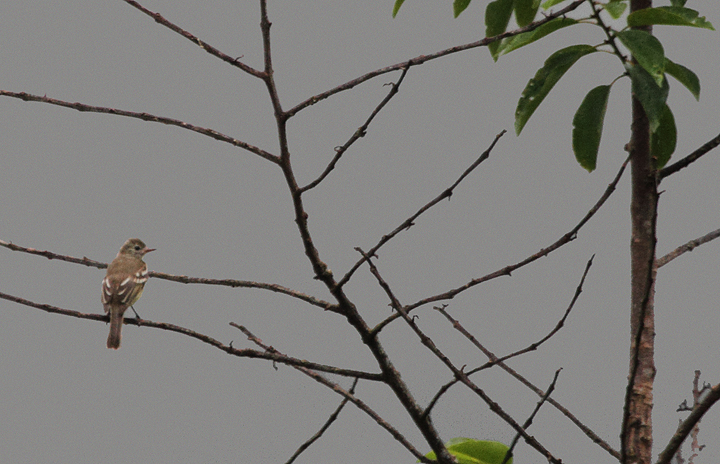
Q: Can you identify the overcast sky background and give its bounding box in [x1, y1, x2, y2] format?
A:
[1, 1, 719, 463]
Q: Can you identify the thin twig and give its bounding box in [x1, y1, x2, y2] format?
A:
[502, 369, 563, 464]
[300, 67, 410, 193]
[0, 239, 106, 268]
[285, 378, 360, 464]
[0, 289, 381, 380]
[285, 0, 588, 118]
[151, 271, 337, 311]
[338, 130, 506, 289]
[357, 249, 561, 464]
[655, 228, 720, 268]
[428, 257, 620, 460]
[232, 324, 432, 463]
[659, 131, 720, 180]
[494, 255, 594, 362]
[431, 255, 592, 377]
[0, 239, 334, 311]
[121, 0, 264, 78]
[259, 0, 285, 123]
[657, 382, 720, 464]
[0, 91, 279, 164]
[589, 0, 627, 62]
[374, 156, 629, 333]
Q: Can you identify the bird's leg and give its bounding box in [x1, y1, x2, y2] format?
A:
[130, 305, 141, 319]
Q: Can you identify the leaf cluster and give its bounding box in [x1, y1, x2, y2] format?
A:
[393, 0, 714, 171]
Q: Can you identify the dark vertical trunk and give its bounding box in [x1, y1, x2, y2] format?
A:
[623, 1, 657, 463]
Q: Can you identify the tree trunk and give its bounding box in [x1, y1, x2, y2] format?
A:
[623, 1, 657, 463]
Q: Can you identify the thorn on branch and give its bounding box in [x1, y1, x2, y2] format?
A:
[402, 221, 415, 230]
[677, 399, 690, 412]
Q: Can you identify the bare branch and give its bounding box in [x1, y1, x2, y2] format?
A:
[357, 249, 561, 464]
[300, 67, 410, 193]
[285, 378, 359, 464]
[374, 156, 630, 332]
[0, 91, 279, 164]
[0, 238, 106, 268]
[259, 0, 285, 123]
[657, 382, 720, 464]
[0, 290, 380, 380]
[428, 257, 620, 460]
[0, 290, 109, 322]
[659, 131, 720, 180]
[503, 369, 563, 464]
[253, 3, 451, 459]
[655, 228, 720, 268]
[286, 0, 588, 118]
[494, 255, 594, 362]
[121, 0, 263, 78]
[403, 162, 624, 310]
[233, 324, 433, 464]
[0, 239, 334, 311]
[151, 271, 337, 311]
[339, 130, 506, 289]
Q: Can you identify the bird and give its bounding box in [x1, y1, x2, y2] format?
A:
[101, 238, 155, 349]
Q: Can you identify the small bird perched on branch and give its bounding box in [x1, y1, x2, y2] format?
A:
[102, 238, 155, 349]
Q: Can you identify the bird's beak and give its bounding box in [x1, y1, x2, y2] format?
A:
[144, 248, 156, 254]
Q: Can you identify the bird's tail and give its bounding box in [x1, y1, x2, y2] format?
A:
[107, 306, 125, 349]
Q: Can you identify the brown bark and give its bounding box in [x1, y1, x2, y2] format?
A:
[623, 2, 657, 463]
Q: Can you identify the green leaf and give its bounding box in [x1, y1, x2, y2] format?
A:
[627, 7, 714, 30]
[625, 61, 670, 132]
[541, 0, 565, 9]
[496, 17, 577, 56]
[616, 30, 666, 86]
[604, 1, 628, 19]
[486, 0, 515, 60]
[572, 85, 611, 172]
[424, 438, 513, 464]
[670, 0, 686, 6]
[651, 104, 676, 168]
[454, 0, 473, 17]
[515, 44, 597, 135]
[515, 0, 540, 27]
[664, 58, 700, 100]
[392, 0, 406, 17]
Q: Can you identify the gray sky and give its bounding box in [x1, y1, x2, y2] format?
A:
[1, 1, 719, 463]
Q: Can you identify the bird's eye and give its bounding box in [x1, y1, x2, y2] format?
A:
[135, 245, 141, 250]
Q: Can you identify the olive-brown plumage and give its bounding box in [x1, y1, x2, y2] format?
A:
[102, 238, 154, 349]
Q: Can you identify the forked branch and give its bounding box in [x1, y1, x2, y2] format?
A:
[121, 0, 263, 77]
[373, 156, 630, 334]
[286, 0, 588, 117]
[339, 130, 506, 289]
[233, 323, 433, 463]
